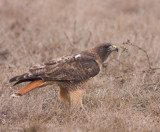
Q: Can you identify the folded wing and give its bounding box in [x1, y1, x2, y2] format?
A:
[10, 54, 100, 85]
[32, 54, 100, 81]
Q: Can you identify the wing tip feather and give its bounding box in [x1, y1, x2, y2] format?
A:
[9, 76, 18, 83]
[11, 93, 22, 98]
[9, 73, 29, 83]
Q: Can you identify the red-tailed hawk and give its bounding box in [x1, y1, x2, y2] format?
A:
[9, 43, 118, 110]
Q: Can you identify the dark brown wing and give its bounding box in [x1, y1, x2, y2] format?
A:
[30, 54, 100, 81]
[9, 57, 68, 84]
[9, 54, 100, 84]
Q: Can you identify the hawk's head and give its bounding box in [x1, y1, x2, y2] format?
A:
[94, 43, 118, 63]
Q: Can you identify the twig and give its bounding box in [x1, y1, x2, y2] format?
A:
[114, 58, 133, 71]
[64, 32, 73, 46]
[149, 67, 160, 71]
[123, 40, 152, 69]
[84, 31, 92, 46]
[73, 20, 77, 45]
[136, 83, 159, 86]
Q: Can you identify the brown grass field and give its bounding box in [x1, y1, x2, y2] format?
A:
[0, 0, 160, 131]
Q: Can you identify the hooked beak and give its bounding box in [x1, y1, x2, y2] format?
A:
[115, 47, 118, 52]
[110, 45, 118, 52]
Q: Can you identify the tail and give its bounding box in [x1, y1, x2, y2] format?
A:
[11, 80, 44, 98]
[9, 73, 41, 86]
[9, 73, 28, 83]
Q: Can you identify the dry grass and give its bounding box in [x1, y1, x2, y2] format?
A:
[0, 0, 160, 131]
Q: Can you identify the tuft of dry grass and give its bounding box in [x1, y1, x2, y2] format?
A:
[0, 0, 160, 131]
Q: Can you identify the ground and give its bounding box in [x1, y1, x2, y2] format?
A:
[0, 0, 160, 131]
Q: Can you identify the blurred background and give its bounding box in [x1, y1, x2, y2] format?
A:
[0, 0, 160, 131]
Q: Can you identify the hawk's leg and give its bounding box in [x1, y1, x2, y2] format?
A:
[69, 89, 85, 110]
[58, 87, 70, 105]
[58, 87, 85, 110]
[79, 99, 87, 112]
